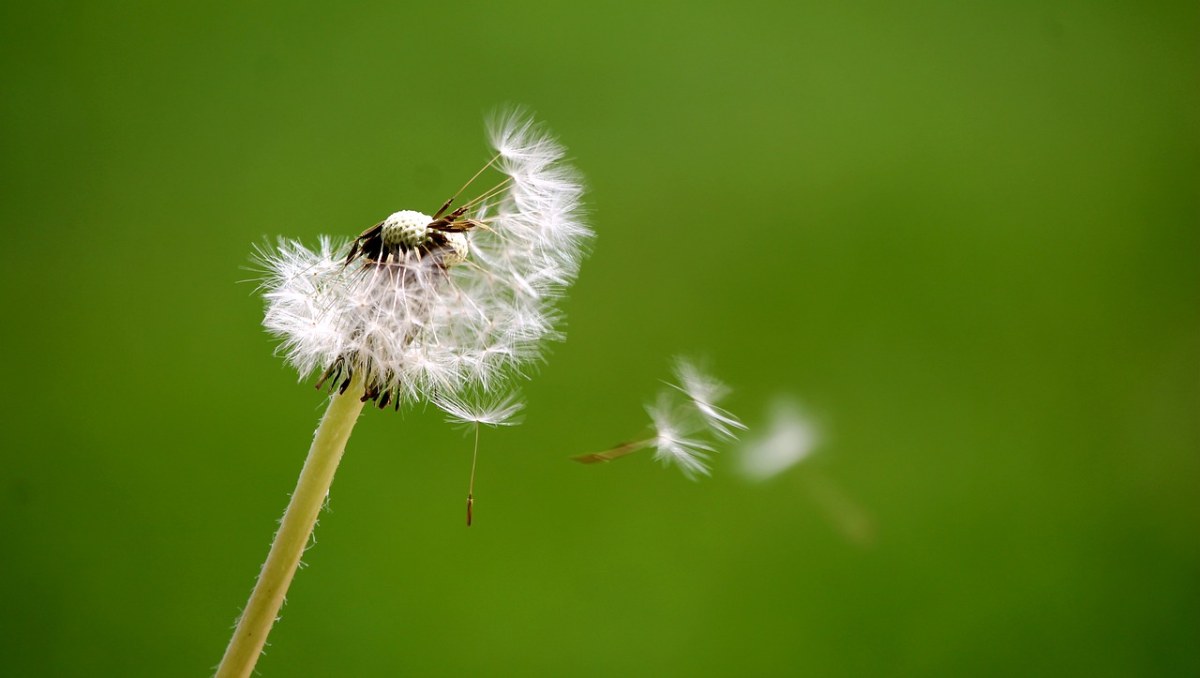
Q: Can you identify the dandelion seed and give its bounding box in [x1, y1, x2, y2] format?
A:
[434, 393, 524, 527]
[572, 359, 743, 480]
[736, 396, 818, 482]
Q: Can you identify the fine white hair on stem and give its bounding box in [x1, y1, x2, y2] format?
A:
[256, 111, 590, 415]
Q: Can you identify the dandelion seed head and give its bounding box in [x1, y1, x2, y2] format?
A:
[380, 210, 434, 250]
[440, 232, 470, 266]
[257, 112, 590, 414]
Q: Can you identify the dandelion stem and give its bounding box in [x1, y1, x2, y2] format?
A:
[215, 373, 367, 678]
[466, 423, 479, 527]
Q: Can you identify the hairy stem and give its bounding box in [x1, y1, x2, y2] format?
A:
[215, 375, 366, 678]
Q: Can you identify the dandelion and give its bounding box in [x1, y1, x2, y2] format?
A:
[216, 112, 589, 678]
[573, 358, 743, 479]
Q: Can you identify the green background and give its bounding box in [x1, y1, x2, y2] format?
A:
[2, 1, 1197, 676]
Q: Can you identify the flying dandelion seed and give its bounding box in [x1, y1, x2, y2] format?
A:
[573, 358, 744, 479]
[737, 396, 819, 482]
[735, 399, 874, 545]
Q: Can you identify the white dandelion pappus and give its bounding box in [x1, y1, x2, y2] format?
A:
[434, 391, 525, 427]
[257, 112, 590, 413]
[646, 392, 716, 480]
[736, 396, 819, 482]
[671, 357, 747, 439]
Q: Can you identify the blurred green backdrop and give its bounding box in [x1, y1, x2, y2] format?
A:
[2, 1, 1197, 676]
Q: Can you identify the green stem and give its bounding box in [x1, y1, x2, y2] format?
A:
[215, 376, 367, 678]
